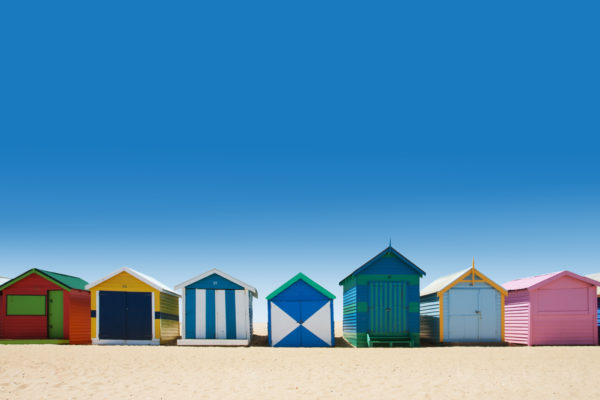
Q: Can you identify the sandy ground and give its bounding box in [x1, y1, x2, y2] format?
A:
[1, 323, 599, 400]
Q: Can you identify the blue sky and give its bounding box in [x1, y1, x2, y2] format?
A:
[1, 3, 598, 321]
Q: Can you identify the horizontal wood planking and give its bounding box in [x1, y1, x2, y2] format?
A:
[504, 290, 530, 345]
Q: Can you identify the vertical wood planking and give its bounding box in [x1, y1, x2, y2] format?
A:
[235, 290, 247, 339]
[215, 290, 227, 339]
[195, 289, 206, 339]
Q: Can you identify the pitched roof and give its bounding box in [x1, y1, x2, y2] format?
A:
[420, 268, 471, 297]
[421, 266, 508, 297]
[0, 269, 88, 291]
[586, 273, 600, 296]
[267, 273, 335, 300]
[0, 276, 9, 285]
[175, 268, 258, 297]
[85, 267, 180, 297]
[339, 245, 426, 285]
[503, 270, 600, 291]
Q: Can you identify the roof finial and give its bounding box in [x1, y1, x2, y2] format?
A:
[472, 257, 475, 269]
[389, 237, 392, 248]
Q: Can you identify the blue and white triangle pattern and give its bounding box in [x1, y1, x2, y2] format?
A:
[270, 301, 331, 346]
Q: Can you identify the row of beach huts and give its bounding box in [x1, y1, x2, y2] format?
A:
[0, 245, 599, 347]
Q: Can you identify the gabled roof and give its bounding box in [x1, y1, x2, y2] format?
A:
[267, 273, 335, 300]
[0, 269, 88, 291]
[421, 266, 507, 297]
[175, 268, 258, 297]
[339, 245, 426, 285]
[85, 267, 180, 297]
[586, 273, 600, 296]
[503, 270, 600, 292]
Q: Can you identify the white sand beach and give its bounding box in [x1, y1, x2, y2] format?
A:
[1, 323, 599, 400]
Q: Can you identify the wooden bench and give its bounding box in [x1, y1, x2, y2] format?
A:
[366, 333, 414, 348]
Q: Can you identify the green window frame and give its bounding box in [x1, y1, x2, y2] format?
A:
[6, 295, 46, 316]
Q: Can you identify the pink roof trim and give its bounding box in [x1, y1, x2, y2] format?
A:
[503, 270, 600, 291]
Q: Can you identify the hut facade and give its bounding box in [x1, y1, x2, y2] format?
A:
[503, 271, 599, 345]
[175, 269, 257, 346]
[420, 263, 506, 343]
[0, 269, 90, 344]
[267, 273, 335, 347]
[86, 267, 180, 345]
[586, 272, 600, 344]
[340, 245, 426, 347]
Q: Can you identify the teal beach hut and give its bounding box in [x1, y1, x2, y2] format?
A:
[339, 245, 426, 347]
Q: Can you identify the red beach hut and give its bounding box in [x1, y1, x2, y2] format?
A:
[503, 271, 600, 346]
[0, 269, 91, 344]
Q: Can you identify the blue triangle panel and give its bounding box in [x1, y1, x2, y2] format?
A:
[300, 300, 328, 322]
[272, 300, 301, 322]
[299, 325, 330, 347]
[274, 326, 302, 347]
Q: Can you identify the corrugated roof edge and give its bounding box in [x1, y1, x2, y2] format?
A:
[85, 267, 180, 297]
[267, 272, 335, 300]
[503, 270, 600, 292]
[339, 245, 426, 286]
[175, 268, 258, 297]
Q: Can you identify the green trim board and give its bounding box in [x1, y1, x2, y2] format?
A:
[0, 339, 69, 344]
[266, 272, 335, 300]
[0, 269, 88, 292]
[6, 295, 46, 315]
[355, 274, 419, 285]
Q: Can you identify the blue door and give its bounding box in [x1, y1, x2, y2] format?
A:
[446, 288, 500, 342]
[99, 291, 152, 340]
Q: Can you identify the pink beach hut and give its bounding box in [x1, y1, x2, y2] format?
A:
[503, 271, 600, 346]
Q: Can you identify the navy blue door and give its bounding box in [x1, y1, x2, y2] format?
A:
[99, 292, 126, 339]
[99, 291, 152, 340]
[125, 292, 152, 340]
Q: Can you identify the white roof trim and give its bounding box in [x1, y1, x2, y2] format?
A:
[175, 268, 258, 297]
[84, 267, 180, 297]
[420, 268, 471, 297]
[586, 273, 600, 296]
[0, 276, 9, 285]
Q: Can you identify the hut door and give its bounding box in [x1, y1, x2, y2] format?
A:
[446, 289, 478, 341]
[368, 282, 405, 334]
[477, 289, 499, 341]
[48, 290, 64, 339]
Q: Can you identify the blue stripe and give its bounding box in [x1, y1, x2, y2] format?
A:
[225, 290, 236, 339]
[185, 288, 196, 339]
[91, 310, 96, 318]
[206, 289, 216, 339]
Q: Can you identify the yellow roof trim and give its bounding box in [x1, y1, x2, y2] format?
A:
[438, 267, 507, 296]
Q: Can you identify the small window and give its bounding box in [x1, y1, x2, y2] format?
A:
[6, 295, 46, 316]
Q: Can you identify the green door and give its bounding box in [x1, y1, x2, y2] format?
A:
[48, 290, 64, 338]
[368, 281, 405, 334]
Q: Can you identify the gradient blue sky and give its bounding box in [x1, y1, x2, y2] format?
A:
[1, 3, 598, 321]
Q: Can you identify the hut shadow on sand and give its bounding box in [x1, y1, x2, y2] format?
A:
[250, 334, 353, 347]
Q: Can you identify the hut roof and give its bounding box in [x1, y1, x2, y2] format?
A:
[586, 273, 600, 295]
[0, 276, 9, 285]
[0, 268, 88, 291]
[175, 268, 258, 297]
[267, 273, 335, 300]
[85, 267, 180, 297]
[421, 266, 507, 297]
[339, 245, 425, 285]
[503, 270, 600, 292]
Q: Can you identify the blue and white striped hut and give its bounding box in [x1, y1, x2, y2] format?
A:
[267, 273, 335, 347]
[175, 269, 258, 346]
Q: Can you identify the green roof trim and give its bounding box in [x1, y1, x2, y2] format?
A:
[0, 269, 88, 292]
[266, 272, 336, 300]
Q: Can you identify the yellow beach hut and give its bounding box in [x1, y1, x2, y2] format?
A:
[85, 267, 180, 345]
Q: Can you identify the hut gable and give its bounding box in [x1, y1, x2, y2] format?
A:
[175, 269, 258, 297]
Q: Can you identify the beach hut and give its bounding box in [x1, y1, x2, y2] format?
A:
[267, 273, 335, 347]
[0, 268, 90, 344]
[586, 273, 600, 344]
[85, 267, 180, 345]
[175, 269, 258, 346]
[503, 271, 600, 346]
[339, 245, 426, 347]
[420, 261, 507, 343]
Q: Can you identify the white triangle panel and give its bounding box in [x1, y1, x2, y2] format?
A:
[270, 302, 300, 346]
[302, 302, 332, 346]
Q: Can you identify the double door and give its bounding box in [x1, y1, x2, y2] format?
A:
[99, 291, 152, 340]
[368, 281, 406, 334]
[446, 288, 498, 342]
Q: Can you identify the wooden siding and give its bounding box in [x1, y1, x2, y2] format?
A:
[504, 289, 530, 345]
[90, 271, 162, 340]
[68, 289, 91, 344]
[159, 292, 180, 344]
[420, 293, 440, 342]
[0, 273, 63, 340]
